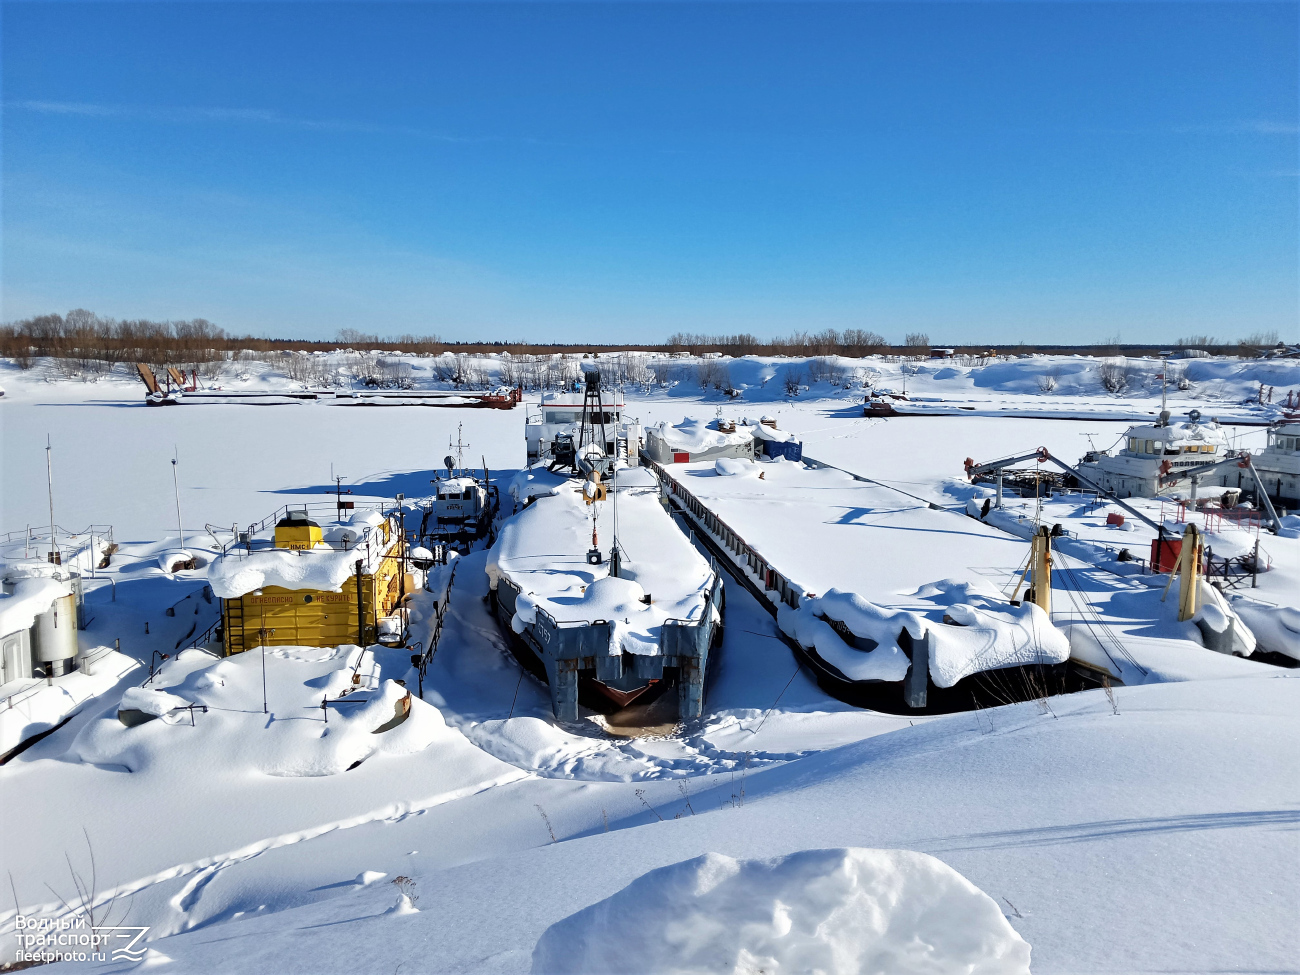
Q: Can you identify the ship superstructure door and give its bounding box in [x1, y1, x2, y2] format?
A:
[1, 631, 32, 685]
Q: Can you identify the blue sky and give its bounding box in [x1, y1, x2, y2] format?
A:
[3, 2, 1297, 344]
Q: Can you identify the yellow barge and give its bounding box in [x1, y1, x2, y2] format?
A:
[210, 507, 412, 654]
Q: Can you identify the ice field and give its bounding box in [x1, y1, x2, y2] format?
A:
[1, 352, 1298, 973]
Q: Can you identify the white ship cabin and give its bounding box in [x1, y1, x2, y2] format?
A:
[433, 475, 489, 526]
[1076, 412, 1232, 498]
[1255, 421, 1300, 509]
[525, 390, 642, 467]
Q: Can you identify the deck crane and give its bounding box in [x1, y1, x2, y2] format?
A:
[965, 447, 1174, 603]
[1158, 452, 1282, 535]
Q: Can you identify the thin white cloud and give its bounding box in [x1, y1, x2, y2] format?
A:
[6, 99, 480, 142]
[1173, 119, 1300, 135]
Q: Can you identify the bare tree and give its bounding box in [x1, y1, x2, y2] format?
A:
[783, 366, 805, 397]
[1097, 358, 1130, 393]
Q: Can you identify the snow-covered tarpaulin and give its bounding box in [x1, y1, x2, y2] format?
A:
[644, 417, 755, 463]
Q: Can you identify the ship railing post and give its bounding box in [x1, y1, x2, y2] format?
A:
[904, 628, 930, 709]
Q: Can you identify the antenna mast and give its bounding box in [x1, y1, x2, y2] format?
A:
[172, 448, 186, 549]
[610, 460, 620, 577]
[449, 423, 469, 473]
[46, 436, 59, 564]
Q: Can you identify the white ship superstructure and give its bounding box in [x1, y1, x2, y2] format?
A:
[1254, 420, 1300, 509]
[1076, 410, 1233, 498]
[525, 387, 642, 469]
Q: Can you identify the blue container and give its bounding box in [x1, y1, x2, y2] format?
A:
[763, 439, 803, 461]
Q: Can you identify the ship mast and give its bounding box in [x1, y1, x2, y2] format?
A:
[448, 423, 469, 474]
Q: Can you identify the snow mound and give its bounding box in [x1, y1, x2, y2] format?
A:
[531, 848, 1031, 975]
[1226, 595, 1298, 660]
[714, 457, 759, 477]
[73, 648, 448, 775]
[120, 686, 192, 716]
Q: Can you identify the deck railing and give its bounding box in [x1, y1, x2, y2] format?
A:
[208, 500, 400, 557]
[640, 453, 804, 610]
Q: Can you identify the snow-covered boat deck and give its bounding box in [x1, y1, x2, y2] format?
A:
[647, 455, 1083, 703]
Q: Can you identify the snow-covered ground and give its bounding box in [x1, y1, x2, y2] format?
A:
[2, 355, 1298, 972]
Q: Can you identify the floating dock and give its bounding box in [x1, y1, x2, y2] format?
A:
[486, 468, 723, 722]
[153, 388, 522, 408]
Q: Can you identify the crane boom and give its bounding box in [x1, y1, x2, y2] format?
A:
[966, 445, 1281, 535]
[965, 446, 1165, 535]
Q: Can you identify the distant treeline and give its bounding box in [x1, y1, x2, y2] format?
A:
[0, 310, 1285, 365]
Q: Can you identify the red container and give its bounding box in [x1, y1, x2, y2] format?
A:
[1151, 537, 1182, 573]
[1106, 512, 1125, 527]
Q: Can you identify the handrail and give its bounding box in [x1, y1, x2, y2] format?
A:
[0, 524, 115, 546]
[640, 452, 803, 609]
[178, 616, 222, 654]
[213, 504, 399, 557]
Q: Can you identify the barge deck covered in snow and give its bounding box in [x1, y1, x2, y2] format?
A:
[643, 452, 1073, 710]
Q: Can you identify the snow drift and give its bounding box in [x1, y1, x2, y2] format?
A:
[779, 582, 1070, 687]
[72, 646, 446, 776]
[531, 847, 1031, 975]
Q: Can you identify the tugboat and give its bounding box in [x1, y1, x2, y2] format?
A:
[424, 424, 499, 551]
[486, 464, 723, 722]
